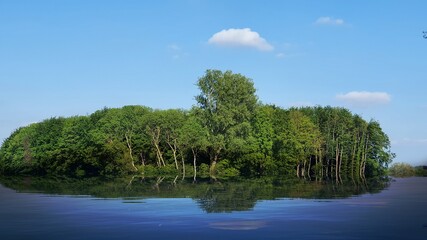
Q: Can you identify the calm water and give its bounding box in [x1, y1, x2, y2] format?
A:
[0, 176, 426, 240]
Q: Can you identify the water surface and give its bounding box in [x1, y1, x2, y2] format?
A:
[0, 177, 426, 239]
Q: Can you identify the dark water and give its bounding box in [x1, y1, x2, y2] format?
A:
[0, 176, 426, 240]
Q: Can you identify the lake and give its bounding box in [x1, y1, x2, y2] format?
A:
[0, 176, 426, 240]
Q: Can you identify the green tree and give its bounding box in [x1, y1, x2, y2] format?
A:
[365, 120, 395, 177]
[0, 70, 396, 180]
[195, 69, 258, 174]
[55, 116, 98, 176]
[388, 162, 415, 177]
[281, 110, 321, 178]
[94, 106, 151, 173]
[236, 105, 274, 176]
[0, 126, 36, 174]
[161, 109, 187, 171]
[178, 114, 209, 180]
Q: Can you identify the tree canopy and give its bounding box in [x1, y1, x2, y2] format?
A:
[0, 69, 395, 181]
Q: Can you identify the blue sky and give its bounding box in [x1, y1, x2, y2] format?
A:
[1, 0, 426, 165]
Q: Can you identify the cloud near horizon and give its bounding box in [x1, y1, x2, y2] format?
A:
[392, 138, 427, 147]
[315, 17, 345, 26]
[336, 91, 391, 106]
[208, 28, 274, 51]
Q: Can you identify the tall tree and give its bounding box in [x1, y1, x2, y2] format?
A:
[195, 69, 258, 174]
[365, 120, 395, 177]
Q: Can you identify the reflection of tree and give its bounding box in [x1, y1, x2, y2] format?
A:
[196, 182, 258, 213]
[0, 176, 389, 212]
[423, 31, 427, 39]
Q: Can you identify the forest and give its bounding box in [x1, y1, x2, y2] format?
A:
[0, 70, 395, 181]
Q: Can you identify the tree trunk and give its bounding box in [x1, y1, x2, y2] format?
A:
[335, 142, 339, 183]
[166, 133, 180, 171]
[338, 146, 343, 183]
[140, 152, 145, 166]
[192, 148, 197, 182]
[302, 159, 306, 178]
[167, 140, 179, 170]
[154, 143, 165, 167]
[360, 135, 369, 179]
[210, 158, 217, 176]
[125, 133, 137, 171]
[210, 147, 221, 176]
[151, 127, 165, 167]
[181, 154, 186, 178]
[172, 175, 179, 186]
[350, 135, 358, 180]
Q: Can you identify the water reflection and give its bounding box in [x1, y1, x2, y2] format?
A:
[0, 176, 389, 213]
[209, 220, 267, 230]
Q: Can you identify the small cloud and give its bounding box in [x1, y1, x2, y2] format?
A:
[167, 44, 188, 60]
[276, 53, 285, 58]
[315, 16, 345, 26]
[393, 138, 427, 147]
[167, 44, 181, 51]
[336, 91, 391, 106]
[208, 28, 273, 51]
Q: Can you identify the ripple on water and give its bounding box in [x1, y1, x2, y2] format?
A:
[209, 220, 266, 230]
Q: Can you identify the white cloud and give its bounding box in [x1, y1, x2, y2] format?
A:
[208, 28, 273, 51]
[315, 17, 345, 26]
[336, 91, 391, 106]
[276, 53, 285, 58]
[392, 138, 427, 147]
[167, 44, 181, 51]
[167, 44, 188, 60]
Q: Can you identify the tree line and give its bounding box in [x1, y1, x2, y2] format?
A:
[388, 162, 427, 177]
[0, 70, 395, 181]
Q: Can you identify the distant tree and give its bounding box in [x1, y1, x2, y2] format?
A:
[388, 162, 415, 177]
[365, 120, 395, 177]
[414, 166, 427, 177]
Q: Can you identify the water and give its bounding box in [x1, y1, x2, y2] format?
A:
[0, 177, 426, 240]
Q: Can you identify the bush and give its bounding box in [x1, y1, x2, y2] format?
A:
[415, 166, 427, 177]
[138, 164, 179, 176]
[198, 163, 210, 177]
[75, 168, 86, 178]
[216, 159, 240, 178]
[388, 162, 416, 177]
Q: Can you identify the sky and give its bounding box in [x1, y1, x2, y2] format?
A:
[0, 0, 426, 166]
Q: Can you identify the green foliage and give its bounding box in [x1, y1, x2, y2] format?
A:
[388, 162, 416, 177]
[198, 163, 210, 177]
[0, 69, 394, 181]
[215, 159, 240, 178]
[414, 166, 427, 177]
[195, 69, 258, 171]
